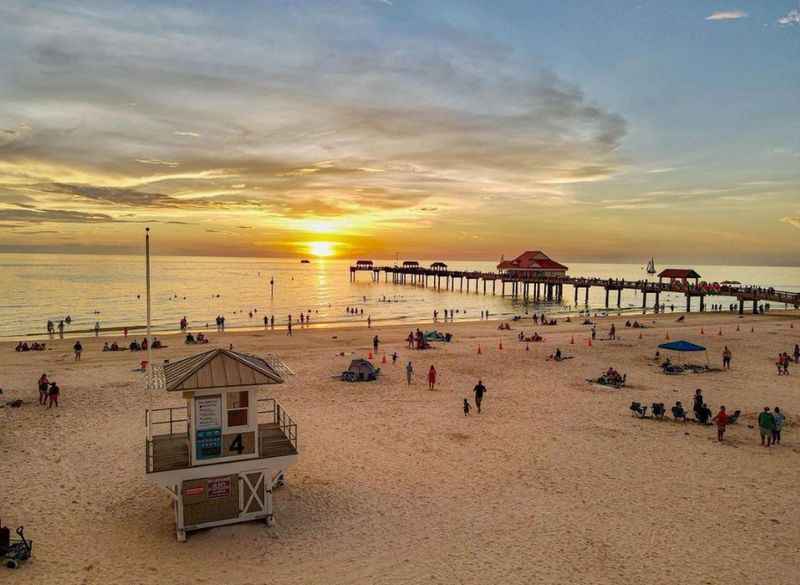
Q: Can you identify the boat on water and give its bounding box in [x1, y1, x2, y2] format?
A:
[646, 258, 656, 275]
[300, 259, 311, 264]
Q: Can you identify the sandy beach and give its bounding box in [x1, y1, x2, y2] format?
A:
[2, 310, 799, 585]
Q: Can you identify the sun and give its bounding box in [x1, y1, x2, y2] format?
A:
[307, 241, 336, 257]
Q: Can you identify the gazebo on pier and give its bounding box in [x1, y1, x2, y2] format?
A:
[658, 269, 701, 287]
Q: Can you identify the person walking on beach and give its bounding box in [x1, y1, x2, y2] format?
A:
[94, 321, 100, 337]
[287, 315, 293, 336]
[264, 315, 268, 329]
[270, 315, 275, 329]
[38, 373, 49, 406]
[782, 352, 790, 375]
[47, 320, 54, 337]
[609, 324, 616, 340]
[405, 361, 414, 385]
[47, 382, 60, 408]
[407, 331, 414, 349]
[463, 399, 472, 416]
[57, 320, 64, 338]
[73, 340, 83, 361]
[712, 406, 729, 442]
[367, 315, 372, 328]
[591, 326, 597, 341]
[473, 380, 487, 414]
[373, 335, 380, 354]
[722, 346, 732, 369]
[772, 407, 785, 445]
[758, 407, 775, 447]
[427, 365, 437, 390]
[391, 352, 398, 365]
[794, 344, 800, 364]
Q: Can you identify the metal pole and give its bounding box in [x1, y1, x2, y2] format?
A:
[145, 227, 153, 377]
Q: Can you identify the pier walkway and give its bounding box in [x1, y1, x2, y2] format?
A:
[349, 261, 800, 314]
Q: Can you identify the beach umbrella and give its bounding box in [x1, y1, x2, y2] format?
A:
[657, 340, 708, 364]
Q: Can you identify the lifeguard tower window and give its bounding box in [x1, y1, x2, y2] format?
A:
[226, 391, 249, 427]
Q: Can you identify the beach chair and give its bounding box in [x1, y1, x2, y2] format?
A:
[629, 402, 648, 418]
[671, 405, 688, 422]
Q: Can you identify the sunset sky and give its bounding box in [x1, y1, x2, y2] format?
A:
[1, 1, 799, 264]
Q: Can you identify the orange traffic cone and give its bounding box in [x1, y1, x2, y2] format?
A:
[477, 345, 482, 355]
[382, 353, 387, 364]
[570, 335, 575, 345]
[588, 338, 592, 347]
[368, 351, 373, 360]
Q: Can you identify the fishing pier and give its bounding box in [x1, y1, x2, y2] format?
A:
[349, 255, 799, 314]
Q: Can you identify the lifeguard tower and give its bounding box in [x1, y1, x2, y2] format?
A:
[145, 348, 298, 541]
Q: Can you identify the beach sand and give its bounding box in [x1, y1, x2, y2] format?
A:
[2, 310, 799, 585]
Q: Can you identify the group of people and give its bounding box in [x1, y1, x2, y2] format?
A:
[598, 367, 625, 387]
[14, 341, 46, 352]
[406, 329, 430, 350]
[517, 331, 543, 343]
[46, 318, 68, 338]
[185, 332, 208, 345]
[775, 352, 793, 375]
[214, 315, 226, 332]
[37, 373, 60, 408]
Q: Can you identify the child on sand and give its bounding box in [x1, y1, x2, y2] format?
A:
[428, 365, 437, 390]
[406, 362, 413, 385]
[47, 382, 60, 408]
[722, 346, 732, 369]
[712, 406, 729, 442]
[73, 340, 82, 361]
[463, 399, 471, 416]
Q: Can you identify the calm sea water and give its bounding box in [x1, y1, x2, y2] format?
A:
[1, 254, 798, 339]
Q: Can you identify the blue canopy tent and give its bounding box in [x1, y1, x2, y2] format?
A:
[658, 341, 705, 352]
[657, 340, 709, 367]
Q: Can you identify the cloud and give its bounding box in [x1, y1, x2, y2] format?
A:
[706, 11, 748, 21]
[781, 216, 800, 229]
[778, 9, 800, 26]
[136, 159, 180, 167]
[0, 207, 117, 224]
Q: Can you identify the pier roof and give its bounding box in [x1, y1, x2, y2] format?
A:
[498, 251, 568, 272]
[658, 268, 701, 279]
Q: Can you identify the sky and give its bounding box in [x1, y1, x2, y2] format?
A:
[1, 0, 799, 265]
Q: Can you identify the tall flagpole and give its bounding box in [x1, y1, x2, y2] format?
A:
[145, 227, 153, 377]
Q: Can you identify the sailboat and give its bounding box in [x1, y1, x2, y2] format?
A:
[646, 258, 656, 275]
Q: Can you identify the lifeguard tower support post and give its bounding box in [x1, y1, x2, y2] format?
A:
[145, 348, 298, 541]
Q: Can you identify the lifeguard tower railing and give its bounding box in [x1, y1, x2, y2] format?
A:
[145, 399, 298, 474]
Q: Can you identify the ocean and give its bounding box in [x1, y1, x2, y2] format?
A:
[1, 253, 798, 340]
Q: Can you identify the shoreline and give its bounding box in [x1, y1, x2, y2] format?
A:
[6, 303, 797, 342]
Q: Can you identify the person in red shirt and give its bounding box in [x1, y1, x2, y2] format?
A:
[428, 365, 437, 391]
[712, 405, 729, 442]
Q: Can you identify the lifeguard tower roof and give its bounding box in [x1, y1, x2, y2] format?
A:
[159, 348, 285, 392]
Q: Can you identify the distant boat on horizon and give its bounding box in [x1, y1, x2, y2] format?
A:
[300, 259, 311, 264]
[646, 258, 656, 275]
